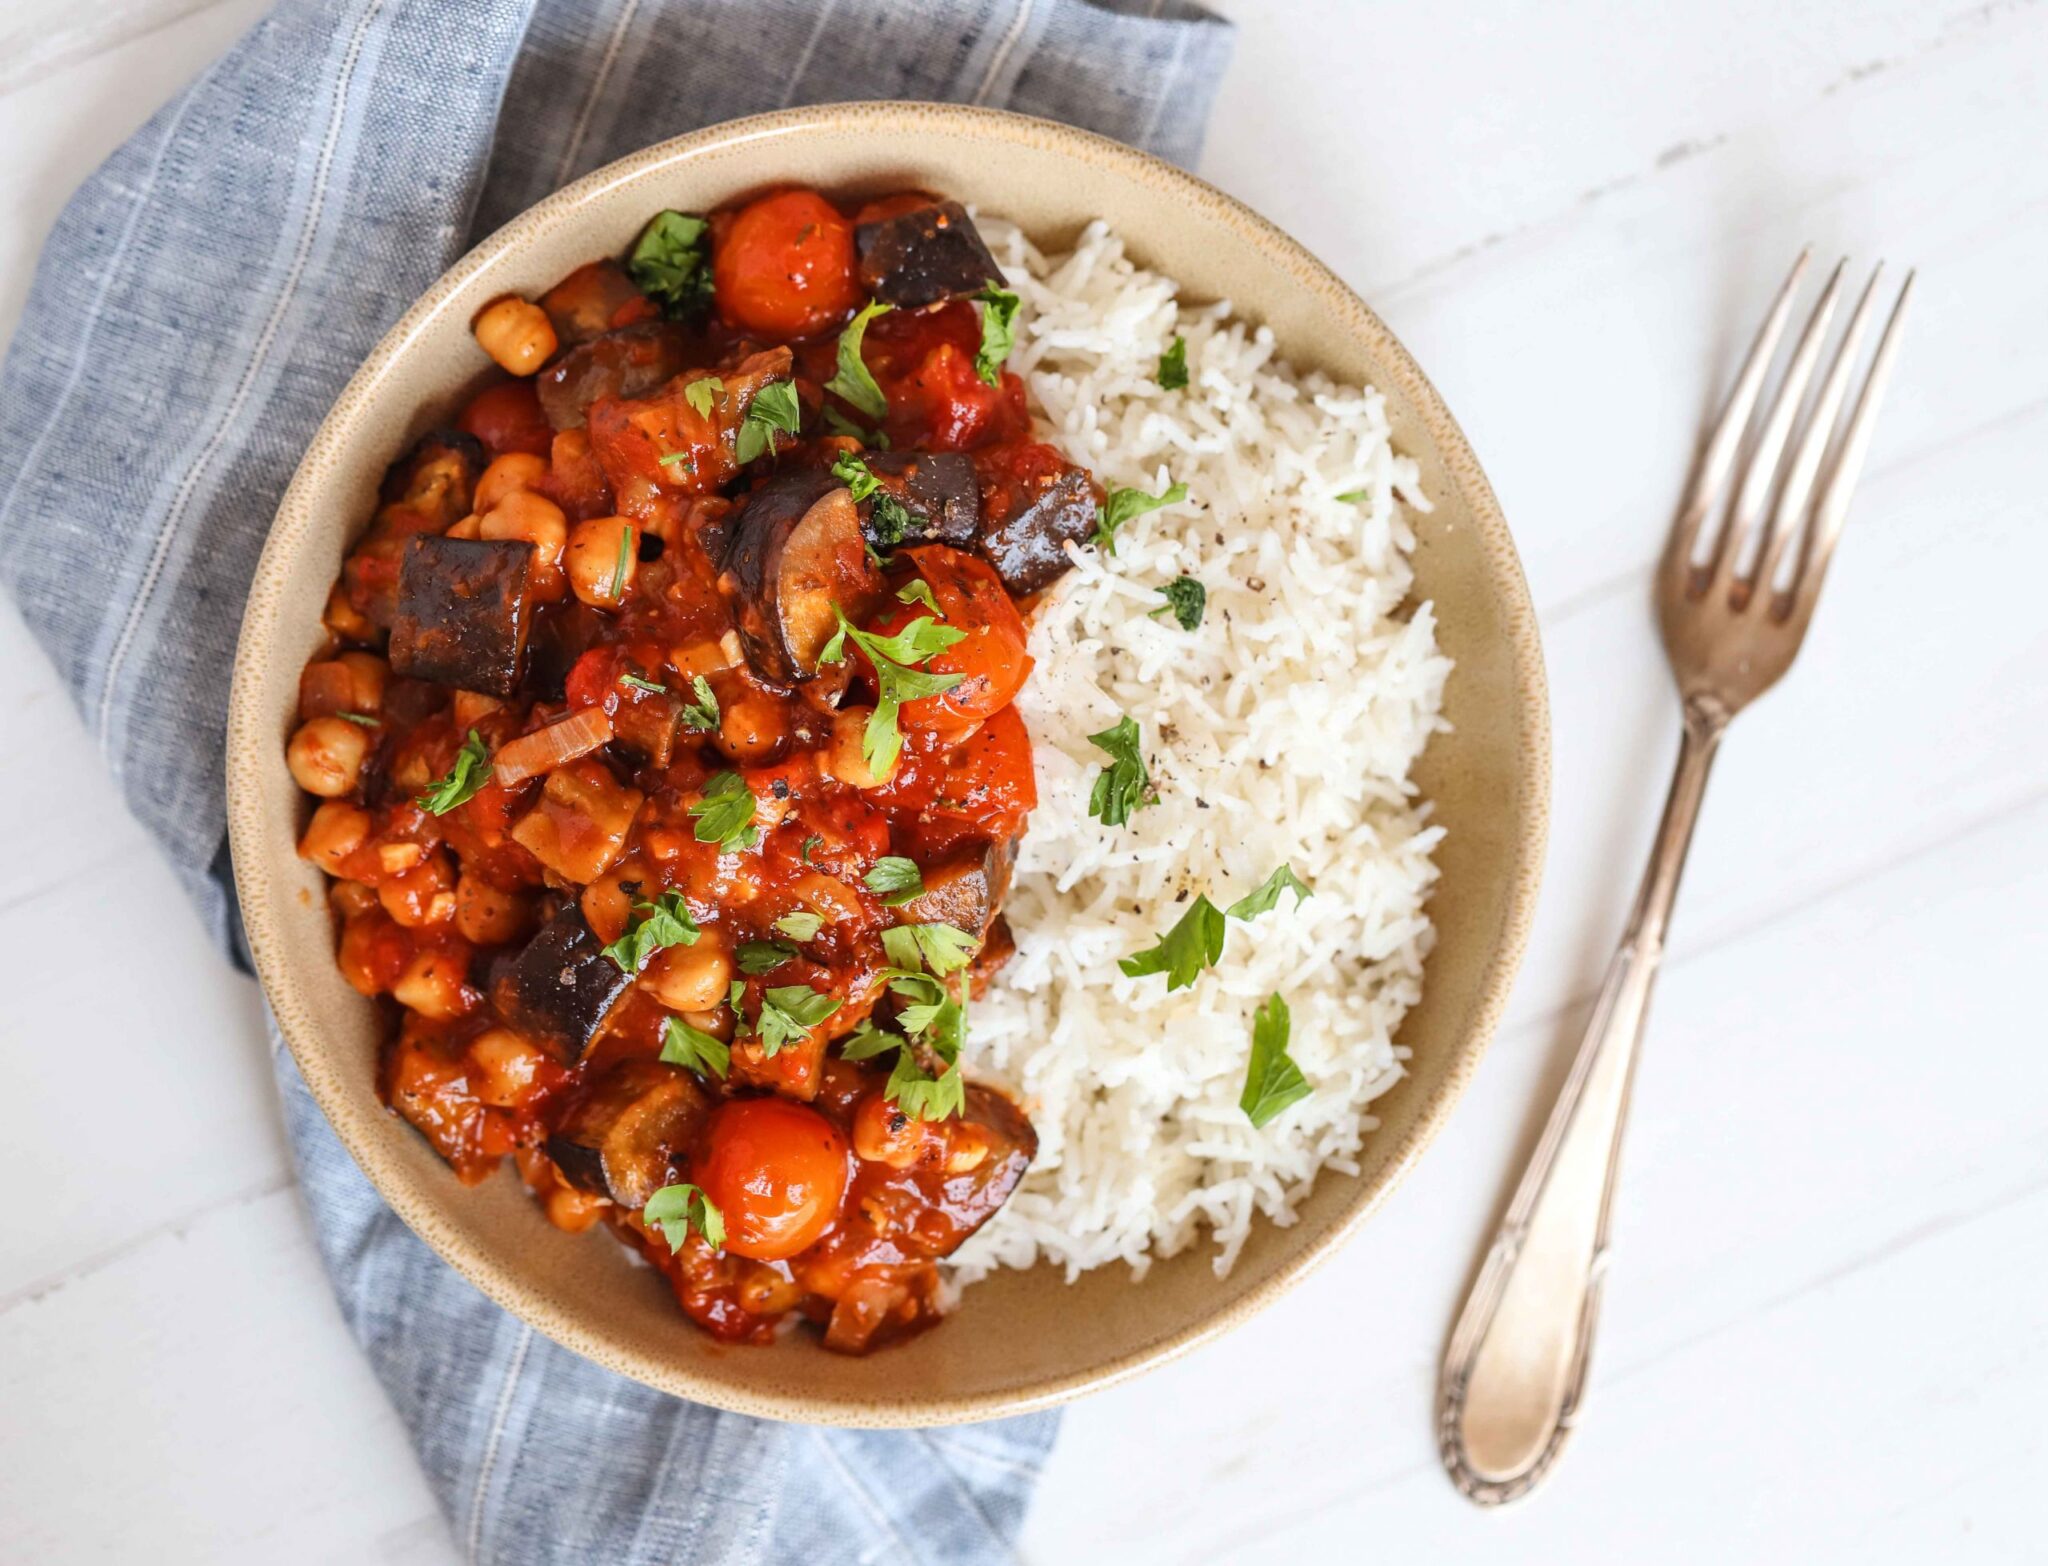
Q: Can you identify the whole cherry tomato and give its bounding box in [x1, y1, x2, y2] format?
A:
[862, 546, 1030, 740]
[457, 379, 554, 458]
[693, 1097, 850, 1261]
[712, 189, 861, 340]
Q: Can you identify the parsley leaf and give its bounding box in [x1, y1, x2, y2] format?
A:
[863, 856, 924, 906]
[896, 578, 940, 614]
[610, 523, 635, 600]
[1094, 479, 1187, 553]
[973, 286, 1020, 386]
[600, 890, 701, 973]
[1241, 993, 1312, 1128]
[1118, 895, 1226, 991]
[750, 984, 841, 1056]
[1156, 334, 1189, 390]
[688, 771, 758, 853]
[881, 922, 979, 977]
[1334, 489, 1368, 503]
[839, 1017, 901, 1061]
[800, 834, 824, 866]
[822, 407, 887, 447]
[830, 451, 881, 501]
[627, 212, 713, 317]
[678, 674, 719, 733]
[773, 912, 825, 942]
[868, 491, 915, 549]
[824, 299, 892, 420]
[335, 710, 380, 727]
[643, 1182, 724, 1251]
[659, 1016, 730, 1079]
[817, 609, 965, 776]
[1087, 715, 1157, 827]
[416, 729, 492, 815]
[1148, 575, 1206, 631]
[1226, 864, 1314, 920]
[735, 939, 798, 975]
[619, 671, 667, 695]
[683, 375, 724, 417]
[888, 1049, 966, 1122]
[734, 379, 801, 464]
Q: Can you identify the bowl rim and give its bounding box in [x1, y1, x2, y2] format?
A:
[226, 99, 1550, 1427]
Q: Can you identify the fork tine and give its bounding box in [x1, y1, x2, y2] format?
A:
[1787, 268, 1915, 618]
[1714, 258, 1844, 601]
[1669, 247, 1812, 575]
[1757, 263, 1886, 600]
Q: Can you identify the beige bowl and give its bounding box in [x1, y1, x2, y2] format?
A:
[226, 102, 1548, 1428]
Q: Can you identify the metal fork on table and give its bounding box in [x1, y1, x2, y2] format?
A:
[1435, 250, 1915, 1504]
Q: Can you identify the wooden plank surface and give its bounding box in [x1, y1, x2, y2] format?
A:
[1, 1, 2041, 1560]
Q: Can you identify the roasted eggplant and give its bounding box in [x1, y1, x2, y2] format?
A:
[972, 449, 1100, 595]
[488, 904, 634, 1061]
[860, 450, 979, 550]
[387, 535, 535, 696]
[536, 321, 694, 431]
[854, 201, 1002, 308]
[546, 1060, 710, 1207]
[896, 838, 1016, 938]
[719, 471, 883, 692]
[539, 259, 659, 347]
[381, 429, 485, 521]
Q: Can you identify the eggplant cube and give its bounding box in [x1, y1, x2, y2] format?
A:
[865, 451, 980, 550]
[977, 467, 1098, 595]
[389, 535, 535, 697]
[488, 905, 632, 1061]
[854, 201, 1002, 308]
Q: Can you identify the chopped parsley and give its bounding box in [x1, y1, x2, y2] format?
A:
[1156, 334, 1189, 390]
[334, 710, 380, 727]
[627, 211, 713, 316]
[1086, 715, 1156, 827]
[683, 375, 724, 417]
[881, 922, 979, 978]
[1225, 864, 1313, 920]
[609, 524, 634, 600]
[642, 1182, 724, 1251]
[830, 451, 881, 501]
[822, 407, 888, 447]
[800, 834, 824, 866]
[867, 491, 915, 549]
[1334, 489, 1369, 503]
[888, 1047, 966, 1122]
[600, 890, 701, 973]
[734, 379, 802, 464]
[415, 728, 491, 815]
[773, 911, 825, 942]
[824, 299, 893, 420]
[678, 674, 719, 733]
[748, 983, 841, 1056]
[862, 856, 924, 906]
[896, 578, 941, 614]
[618, 671, 667, 695]
[734, 939, 798, 975]
[973, 285, 1021, 386]
[687, 771, 759, 853]
[659, 1016, 730, 1080]
[1241, 993, 1311, 1128]
[1094, 480, 1188, 553]
[1119, 865, 1316, 991]
[657, 450, 695, 475]
[818, 608, 965, 776]
[1149, 575, 1206, 631]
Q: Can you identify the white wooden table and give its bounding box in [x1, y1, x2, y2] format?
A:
[4, 2, 2044, 1560]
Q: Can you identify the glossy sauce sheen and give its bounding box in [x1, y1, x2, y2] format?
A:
[291, 186, 1101, 1353]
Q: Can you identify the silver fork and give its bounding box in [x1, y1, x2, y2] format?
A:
[1435, 251, 1915, 1505]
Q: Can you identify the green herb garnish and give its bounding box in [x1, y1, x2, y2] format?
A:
[773, 912, 825, 942]
[600, 889, 701, 974]
[749, 984, 841, 1056]
[888, 1048, 966, 1122]
[830, 451, 881, 501]
[678, 674, 719, 733]
[687, 771, 758, 853]
[659, 1016, 730, 1080]
[817, 609, 965, 776]
[619, 671, 667, 695]
[824, 299, 893, 420]
[973, 285, 1020, 386]
[683, 375, 724, 417]
[627, 211, 712, 316]
[1086, 715, 1156, 827]
[863, 856, 924, 906]
[1149, 575, 1206, 631]
[609, 524, 634, 601]
[415, 729, 491, 815]
[800, 834, 823, 866]
[1094, 480, 1187, 553]
[735, 939, 799, 975]
[1241, 993, 1311, 1128]
[643, 1182, 724, 1251]
[881, 922, 979, 978]
[1118, 895, 1226, 991]
[335, 710, 380, 727]
[1156, 335, 1189, 390]
[822, 407, 888, 447]
[867, 491, 915, 549]
[735, 380, 801, 464]
[1334, 489, 1368, 503]
[1225, 864, 1313, 920]
[896, 578, 941, 614]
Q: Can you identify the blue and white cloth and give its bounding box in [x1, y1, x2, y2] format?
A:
[0, 2, 1233, 1561]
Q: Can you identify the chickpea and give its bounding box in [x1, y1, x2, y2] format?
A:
[851, 1090, 943, 1169]
[819, 705, 889, 788]
[298, 799, 370, 873]
[469, 1027, 547, 1108]
[335, 651, 388, 713]
[473, 451, 549, 514]
[323, 582, 373, 641]
[715, 691, 787, 763]
[543, 1184, 607, 1233]
[679, 1007, 732, 1040]
[376, 841, 427, 876]
[444, 513, 483, 540]
[639, 929, 732, 1012]
[563, 515, 638, 609]
[456, 873, 535, 945]
[338, 913, 395, 996]
[379, 850, 457, 928]
[943, 1122, 991, 1174]
[330, 879, 380, 919]
[450, 690, 504, 730]
[479, 489, 567, 570]
[391, 948, 475, 1020]
[287, 715, 371, 797]
[472, 296, 557, 376]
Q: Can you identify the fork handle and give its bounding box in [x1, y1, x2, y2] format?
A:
[1437, 696, 1726, 1504]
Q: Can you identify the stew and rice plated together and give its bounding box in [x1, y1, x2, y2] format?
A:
[286, 183, 1449, 1354]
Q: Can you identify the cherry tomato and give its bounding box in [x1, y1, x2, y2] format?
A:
[863, 303, 1028, 449]
[694, 1098, 850, 1261]
[862, 546, 1030, 739]
[457, 379, 554, 458]
[871, 703, 1037, 835]
[712, 189, 861, 339]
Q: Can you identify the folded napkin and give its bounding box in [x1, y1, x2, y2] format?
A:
[0, 1, 1233, 1560]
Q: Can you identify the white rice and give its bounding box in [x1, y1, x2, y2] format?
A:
[946, 219, 1454, 1283]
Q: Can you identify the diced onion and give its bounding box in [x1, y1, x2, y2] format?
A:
[492, 707, 614, 784]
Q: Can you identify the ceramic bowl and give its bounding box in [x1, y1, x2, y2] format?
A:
[226, 101, 1548, 1428]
